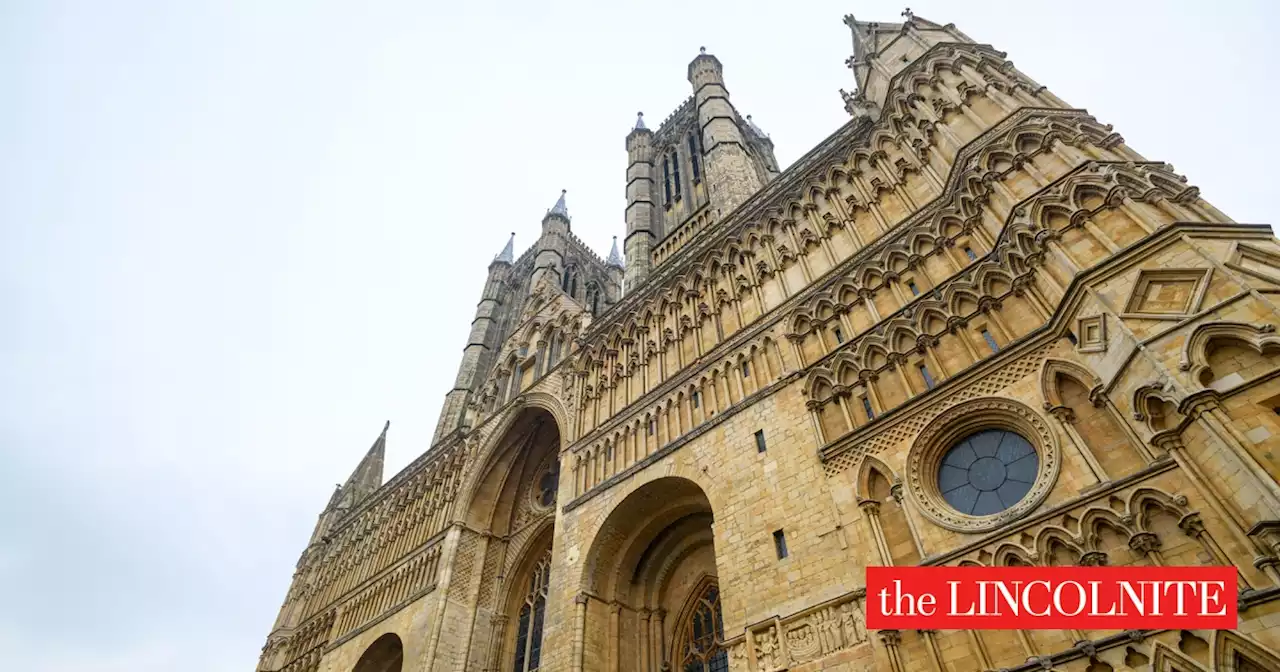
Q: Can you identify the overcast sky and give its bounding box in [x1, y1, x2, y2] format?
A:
[2, 1, 1277, 670]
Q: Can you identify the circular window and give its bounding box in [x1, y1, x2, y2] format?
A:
[938, 429, 1039, 516]
[906, 398, 1060, 533]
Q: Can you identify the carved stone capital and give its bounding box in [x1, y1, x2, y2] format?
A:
[1128, 532, 1162, 555]
[1079, 551, 1109, 567]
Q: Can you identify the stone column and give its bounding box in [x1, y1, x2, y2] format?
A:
[889, 483, 927, 559]
[608, 602, 621, 672]
[859, 499, 892, 566]
[878, 630, 906, 672]
[571, 593, 588, 672]
[1047, 406, 1106, 485]
[639, 609, 651, 672]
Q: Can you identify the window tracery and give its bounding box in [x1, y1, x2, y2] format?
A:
[512, 549, 552, 672]
[675, 581, 728, 672]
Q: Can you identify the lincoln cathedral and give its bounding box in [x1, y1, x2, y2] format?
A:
[257, 11, 1280, 672]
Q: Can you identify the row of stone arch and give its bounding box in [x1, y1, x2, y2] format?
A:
[572, 337, 785, 497]
[798, 159, 1210, 445]
[574, 110, 1144, 441]
[481, 309, 583, 414]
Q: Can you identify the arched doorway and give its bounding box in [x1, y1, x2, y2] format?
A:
[462, 407, 563, 672]
[579, 477, 720, 672]
[352, 633, 402, 672]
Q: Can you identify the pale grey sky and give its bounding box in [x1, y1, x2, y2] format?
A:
[1, 1, 1276, 670]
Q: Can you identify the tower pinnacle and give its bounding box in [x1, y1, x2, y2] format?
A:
[549, 190, 569, 218]
[493, 232, 515, 264]
[606, 236, 623, 268]
[634, 112, 647, 131]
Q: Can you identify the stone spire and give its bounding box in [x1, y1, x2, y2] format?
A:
[633, 111, 647, 130]
[606, 236, 624, 268]
[493, 232, 515, 265]
[308, 421, 389, 547]
[549, 189, 569, 218]
[337, 421, 388, 509]
[543, 189, 571, 235]
[744, 114, 768, 138]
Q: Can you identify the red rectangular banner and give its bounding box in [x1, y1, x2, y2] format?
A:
[865, 566, 1237, 630]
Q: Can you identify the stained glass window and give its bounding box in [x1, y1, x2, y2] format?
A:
[512, 550, 552, 671]
[678, 583, 727, 672]
[938, 429, 1037, 516]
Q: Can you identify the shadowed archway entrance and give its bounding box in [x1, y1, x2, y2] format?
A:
[461, 407, 563, 672]
[578, 477, 721, 672]
[352, 633, 402, 672]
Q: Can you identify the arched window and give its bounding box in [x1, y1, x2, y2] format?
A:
[663, 157, 673, 205]
[513, 549, 552, 672]
[675, 580, 727, 672]
[549, 333, 561, 367]
[688, 133, 702, 183]
[671, 150, 683, 201]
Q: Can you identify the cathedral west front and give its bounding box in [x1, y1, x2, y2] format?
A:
[256, 11, 1280, 672]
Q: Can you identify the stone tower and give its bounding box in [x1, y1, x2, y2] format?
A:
[258, 12, 1280, 672]
[624, 49, 779, 292]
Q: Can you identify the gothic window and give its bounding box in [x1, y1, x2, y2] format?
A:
[549, 334, 561, 367]
[688, 133, 702, 183]
[964, 246, 977, 261]
[861, 396, 875, 420]
[981, 328, 999, 353]
[512, 549, 552, 672]
[663, 157, 673, 206]
[907, 280, 920, 296]
[672, 151, 683, 201]
[938, 429, 1038, 516]
[741, 360, 750, 378]
[918, 362, 935, 389]
[676, 582, 728, 672]
[832, 327, 844, 344]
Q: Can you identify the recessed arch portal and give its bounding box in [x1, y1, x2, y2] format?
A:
[352, 633, 403, 672]
[579, 476, 721, 672]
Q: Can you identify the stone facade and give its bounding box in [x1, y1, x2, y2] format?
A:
[257, 12, 1280, 672]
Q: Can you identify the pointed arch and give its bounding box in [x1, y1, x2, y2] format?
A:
[854, 455, 898, 502]
[1178, 321, 1280, 387]
[1040, 358, 1102, 409]
[670, 574, 728, 672]
[1215, 629, 1280, 672]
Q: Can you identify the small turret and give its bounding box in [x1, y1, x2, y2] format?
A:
[493, 232, 515, 265]
[624, 112, 656, 291]
[542, 189, 571, 235]
[688, 48, 763, 215]
[534, 191, 569, 289]
[433, 233, 514, 443]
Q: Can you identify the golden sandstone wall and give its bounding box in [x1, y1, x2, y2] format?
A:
[258, 13, 1280, 672]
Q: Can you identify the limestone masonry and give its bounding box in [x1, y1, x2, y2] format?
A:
[257, 11, 1280, 672]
